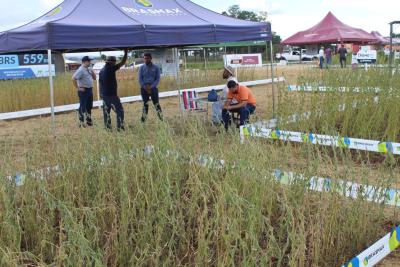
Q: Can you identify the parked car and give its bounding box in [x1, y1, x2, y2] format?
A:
[276, 49, 319, 61]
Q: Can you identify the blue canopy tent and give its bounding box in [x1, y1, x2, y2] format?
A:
[0, 0, 273, 123]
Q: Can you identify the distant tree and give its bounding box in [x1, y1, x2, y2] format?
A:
[391, 33, 400, 38]
[222, 5, 265, 22]
[272, 32, 281, 44]
[222, 5, 281, 45]
[101, 54, 106, 61]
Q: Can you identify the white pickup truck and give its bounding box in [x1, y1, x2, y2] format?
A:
[276, 49, 319, 61]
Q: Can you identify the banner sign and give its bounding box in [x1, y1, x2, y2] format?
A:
[357, 47, 377, 64]
[342, 226, 400, 267]
[0, 54, 55, 79]
[288, 85, 381, 94]
[274, 170, 400, 208]
[224, 54, 263, 68]
[152, 48, 178, 77]
[240, 125, 400, 155]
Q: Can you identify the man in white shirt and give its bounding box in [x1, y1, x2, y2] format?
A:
[212, 66, 238, 124]
[318, 47, 325, 69]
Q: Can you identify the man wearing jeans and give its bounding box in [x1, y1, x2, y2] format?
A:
[339, 45, 347, 68]
[222, 80, 256, 131]
[72, 56, 96, 127]
[325, 47, 332, 68]
[99, 49, 128, 131]
[138, 53, 163, 122]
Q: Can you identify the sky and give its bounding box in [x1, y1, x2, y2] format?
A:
[1, 0, 400, 40]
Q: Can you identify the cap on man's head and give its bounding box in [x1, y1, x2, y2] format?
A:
[224, 66, 235, 76]
[82, 56, 92, 62]
[227, 80, 238, 89]
[106, 56, 117, 62]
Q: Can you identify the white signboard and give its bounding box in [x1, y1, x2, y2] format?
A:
[224, 54, 263, 68]
[0, 54, 55, 79]
[152, 48, 178, 77]
[357, 46, 377, 64]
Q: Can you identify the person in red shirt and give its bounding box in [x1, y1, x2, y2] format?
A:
[222, 80, 256, 131]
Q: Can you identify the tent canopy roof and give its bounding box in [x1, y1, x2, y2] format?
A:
[370, 31, 390, 45]
[0, 0, 271, 53]
[282, 12, 377, 45]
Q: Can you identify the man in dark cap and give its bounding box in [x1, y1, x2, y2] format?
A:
[99, 49, 128, 131]
[72, 56, 96, 127]
[138, 53, 163, 122]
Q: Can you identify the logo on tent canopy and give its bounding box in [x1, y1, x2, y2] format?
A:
[135, 0, 153, 8]
[47, 6, 62, 17]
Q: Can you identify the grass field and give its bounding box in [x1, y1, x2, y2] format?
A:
[1, 65, 400, 266]
[276, 67, 400, 142]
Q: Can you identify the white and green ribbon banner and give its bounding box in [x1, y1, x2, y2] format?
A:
[288, 85, 381, 93]
[342, 225, 400, 267]
[240, 125, 400, 155]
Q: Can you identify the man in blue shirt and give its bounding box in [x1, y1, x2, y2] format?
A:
[138, 53, 163, 122]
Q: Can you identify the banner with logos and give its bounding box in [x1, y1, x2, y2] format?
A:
[223, 54, 263, 68]
[342, 226, 400, 267]
[357, 46, 377, 64]
[240, 125, 400, 155]
[0, 54, 55, 79]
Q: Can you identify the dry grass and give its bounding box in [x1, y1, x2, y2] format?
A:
[1, 65, 399, 266]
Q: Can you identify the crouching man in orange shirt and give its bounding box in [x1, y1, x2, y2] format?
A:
[222, 80, 256, 131]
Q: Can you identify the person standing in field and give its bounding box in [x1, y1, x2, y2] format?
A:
[138, 53, 163, 122]
[339, 45, 348, 68]
[211, 65, 238, 124]
[72, 56, 96, 127]
[325, 47, 332, 68]
[318, 46, 325, 69]
[99, 49, 128, 131]
[222, 80, 256, 131]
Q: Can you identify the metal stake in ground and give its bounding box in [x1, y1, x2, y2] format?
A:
[269, 40, 275, 118]
[48, 49, 55, 126]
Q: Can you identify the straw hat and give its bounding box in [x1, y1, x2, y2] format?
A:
[224, 65, 235, 76]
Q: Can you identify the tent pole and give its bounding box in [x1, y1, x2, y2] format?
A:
[48, 49, 55, 126]
[175, 48, 182, 115]
[269, 40, 275, 119]
[203, 48, 208, 80]
[265, 42, 269, 80]
[390, 22, 394, 73]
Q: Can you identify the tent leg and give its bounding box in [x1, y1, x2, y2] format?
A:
[96, 74, 101, 109]
[48, 49, 55, 126]
[269, 40, 275, 119]
[175, 48, 182, 115]
[203, 48, 208, 80]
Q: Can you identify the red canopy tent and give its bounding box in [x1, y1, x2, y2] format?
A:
[282, 12, 378, 45]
